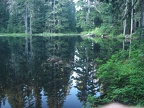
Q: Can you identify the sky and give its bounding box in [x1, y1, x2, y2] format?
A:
[73, 0, 78, 3]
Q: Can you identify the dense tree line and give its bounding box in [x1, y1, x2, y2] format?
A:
[0, 0, 76, 33]
[0, 0, 144, 36]
[1, 0, 144, 107]
[75, 0, 143, 38]
[92, 40, 144, 106]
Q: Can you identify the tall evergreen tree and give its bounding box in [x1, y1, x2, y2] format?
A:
[0, 0, 9, 32]
[45, 0, 76, 33]
[76, 0, 101, 31]
[32, 0, 46, 33]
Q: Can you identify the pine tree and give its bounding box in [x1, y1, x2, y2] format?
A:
[0, 0, 9, 32]
[45, 0, 76, 33]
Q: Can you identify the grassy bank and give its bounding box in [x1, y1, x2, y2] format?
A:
[0, 32, 81, 37]
[33, 32, 81, 37]
[81, 24, 139, 39]
[0, 33, 26, 37]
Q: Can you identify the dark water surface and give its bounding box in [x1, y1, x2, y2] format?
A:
[0, 36, 121, 108]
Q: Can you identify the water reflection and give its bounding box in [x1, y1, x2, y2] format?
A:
[73, 40, 100, 107]
[0, 36, 106, 108]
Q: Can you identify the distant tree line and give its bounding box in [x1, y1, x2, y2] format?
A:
[76, 0, 143, 38]
[0, 0, 76, 33]
[0, 0, 144, 37]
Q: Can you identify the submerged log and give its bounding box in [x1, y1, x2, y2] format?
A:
[47, 56, 61, 63]
[46, 56, 71, 68]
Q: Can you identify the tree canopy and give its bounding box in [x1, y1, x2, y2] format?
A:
[0, 0, 143, 37]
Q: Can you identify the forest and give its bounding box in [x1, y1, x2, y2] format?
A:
[0, 0, 143, 37]
[1, 0, 144, 108]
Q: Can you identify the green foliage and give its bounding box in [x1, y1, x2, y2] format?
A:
[0, 0, 76, 34]
[80, 0, 141, 37]
[76, 0, 102, 32]
[0, 0, 9, 33]
[45, 0, 76, 33]
[96, 42, 144, 106]
[0, 0, 142, 36]
[86, 94, 96, 108]
[97, 2, 112, 23]
[6, 0, 26, 33]
[81, 23, 116, 37]
[94, 23, 114, 36]
[32, 0, 46, 33]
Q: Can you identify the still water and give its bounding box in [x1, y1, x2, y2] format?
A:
[0, 36, 121, 108]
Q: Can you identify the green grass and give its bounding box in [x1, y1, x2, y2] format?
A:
[0, 33, 26, 37]
[81, 25, 139, 40]
[0, 32, 81, 37]
[34, 32, 81, 37]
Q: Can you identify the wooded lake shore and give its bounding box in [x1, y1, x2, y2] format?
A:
[1, 0, 144, 107]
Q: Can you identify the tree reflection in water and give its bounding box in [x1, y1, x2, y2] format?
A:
[73, 40, 100, 107]
[0, 36, 101, 108]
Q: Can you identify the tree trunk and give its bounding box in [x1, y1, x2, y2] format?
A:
[141, 0, 144, 39]
[94, 0, 97, 9]
[25, 5, 28, 57]
[86, 0, 90, 23]
[53, 0, 56, 33]
[85, 47, 89, 74]
[129, 0, 134, 58]
[130, 0, 133, 38]
[123, 0, 128, 38]
[123, 0, 128, 50]
[29, 1, 32, 53]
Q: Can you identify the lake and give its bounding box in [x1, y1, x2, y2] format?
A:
[0, 36, 123, 108]
[0, 36, 102, 108]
